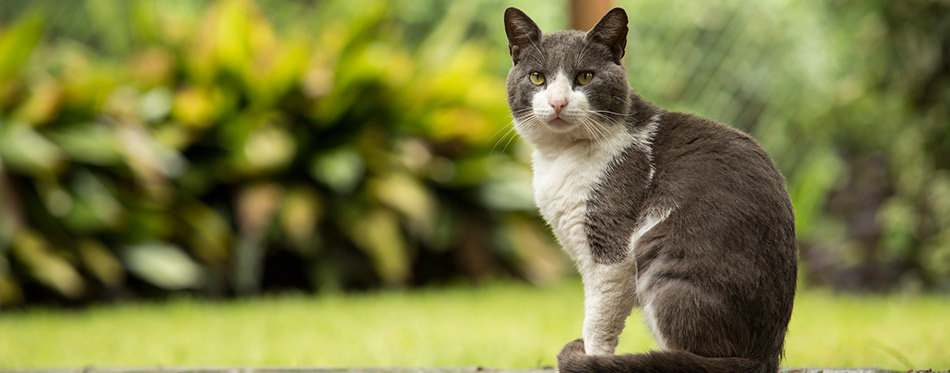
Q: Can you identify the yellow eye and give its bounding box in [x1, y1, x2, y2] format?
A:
[576, 72, 593, 85]
[529, 72, 545, 85]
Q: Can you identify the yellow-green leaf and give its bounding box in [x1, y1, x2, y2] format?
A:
[348, 209, 410, 286]
[11, 231, 85, 299]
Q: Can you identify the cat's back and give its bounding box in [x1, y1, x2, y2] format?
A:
[649, 111, 792, 215]
[641, 110, 797, 289]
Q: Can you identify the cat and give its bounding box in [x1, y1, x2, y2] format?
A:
[503, 7, 797, 373]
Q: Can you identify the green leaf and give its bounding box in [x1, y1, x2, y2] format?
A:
[370, 172, 435, 239]
[279, 186, 323, 249]
[181, 202, 232, 265]
[0, 120, 65, 176]
[46, 122, 124, 166]
[123, 241, 205, 290]
[77, 239, 125, 287]
[310, 147, 365, 194]
[62, 170, 124, 232]
[0, 12, 43, 86]
[346, 209, 410, 286]
[11, 231, 85, 299]
[139, 86, 174, 122]
[240, 125, 296, 173]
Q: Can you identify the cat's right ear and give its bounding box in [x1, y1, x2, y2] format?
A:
[504, 7, 542, 65]
[586, 8, 628, 64]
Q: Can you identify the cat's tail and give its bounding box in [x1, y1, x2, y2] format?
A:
[557, 339, 776, 373]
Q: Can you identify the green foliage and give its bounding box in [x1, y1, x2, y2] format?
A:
[0, 0, 568, 306]
[0, 0, 948, 306]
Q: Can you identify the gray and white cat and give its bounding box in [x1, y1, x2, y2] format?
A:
[504, 7, 797, 373]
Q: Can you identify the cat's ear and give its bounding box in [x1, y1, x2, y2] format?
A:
[504, 7, 542, 65]
[586, 7, 628, 64]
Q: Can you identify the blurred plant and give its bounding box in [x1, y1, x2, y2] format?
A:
[618, 0, 950, 292]
[1, 0, 947, 306]
[0, 0, 568, 306]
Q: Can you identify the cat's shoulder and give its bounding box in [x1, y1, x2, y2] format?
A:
[650, 111, 766, 155]
[656, 111, 751, 141]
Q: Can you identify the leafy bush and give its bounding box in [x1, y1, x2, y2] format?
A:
[1, 0, 947, 306]
[0, 0, 568, 306]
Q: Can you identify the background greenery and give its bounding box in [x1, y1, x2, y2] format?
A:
[0, 0, 948, 308]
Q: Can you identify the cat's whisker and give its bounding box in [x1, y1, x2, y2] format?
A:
[528, 38, 546, 62]
[528, 55, 545, 66]
[585, 113, 618, 129]
[579, 117, 595, 139]
[588, 109, 630, 115]
[592, 120, 610, 143]
[595, 119, 610, 139]
[575, 37, 593, 65]
[582, 117, 608, 143]
[580, 119, 596, 141]
[588, 109, 632, 117]
[590, 116, 612, 141]
[501, 126, 522, 153]
[488, 120, 516, 143]
[586, 110, 632, 127]
[491, 124, 519, 155]
[589, 122, 607, 142]
[588, 113, 618, 124]
[511, 108, 534, 116]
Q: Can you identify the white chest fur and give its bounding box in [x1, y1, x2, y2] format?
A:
[520, 113, 667, 355]
[531, 129, 634, 267]
[531, 128, 640, 356]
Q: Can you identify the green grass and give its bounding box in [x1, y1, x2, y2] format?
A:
[1, 281, 948, 370]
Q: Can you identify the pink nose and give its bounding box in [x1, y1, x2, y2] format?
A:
[549, 97, 567, 115]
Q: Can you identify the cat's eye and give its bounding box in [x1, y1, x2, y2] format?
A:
[529, 72, 545, 85]
[576, 72, 594, 85]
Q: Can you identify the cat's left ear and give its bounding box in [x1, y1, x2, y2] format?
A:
[504, 7, 542, 65]
[586, 8, 628, 64]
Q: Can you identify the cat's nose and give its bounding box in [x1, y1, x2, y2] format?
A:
[549, 97, 567, 115]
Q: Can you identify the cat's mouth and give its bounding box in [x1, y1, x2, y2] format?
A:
[546, 118, 574, 131]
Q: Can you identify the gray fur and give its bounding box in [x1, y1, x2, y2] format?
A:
[505, 8, 630, 128]
[585, 95, 664, 264]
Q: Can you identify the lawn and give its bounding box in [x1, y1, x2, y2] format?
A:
[1, 280, 948, 370]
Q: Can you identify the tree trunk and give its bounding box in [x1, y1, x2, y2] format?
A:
[571, 0, 613, 31]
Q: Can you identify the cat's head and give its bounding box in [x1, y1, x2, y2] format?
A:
[505, 7, 631, 146]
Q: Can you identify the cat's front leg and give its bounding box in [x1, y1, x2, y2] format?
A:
[580, 262, 638, 355]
